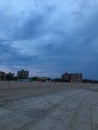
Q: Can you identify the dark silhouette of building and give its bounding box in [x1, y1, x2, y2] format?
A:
[17, 69, 29, 79]
[70, 73, 82, 82]
[0, 71, 5, 80]
[5, 72, 14, 80]
[62, 72, 70, 82]
[62, 72, 82, 82]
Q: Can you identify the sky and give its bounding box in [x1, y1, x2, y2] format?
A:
[0, 0, 98, 79]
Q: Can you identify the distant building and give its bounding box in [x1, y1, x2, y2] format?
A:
[5, 72, 14, 80]
[62, 72, 70, 82]
[70, 73, 82, 82]
[17, 69, 29, 79]
[0, 71, 5, 80]
[62, 72, 82, 82]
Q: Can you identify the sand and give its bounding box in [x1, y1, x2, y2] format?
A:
[0, 81, 98, 130]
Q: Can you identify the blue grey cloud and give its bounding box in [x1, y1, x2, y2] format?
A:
[12, 5, 55, 40]
[0, 0, 98, 79]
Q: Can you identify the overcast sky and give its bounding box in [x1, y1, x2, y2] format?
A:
[0, 0, 98, 79]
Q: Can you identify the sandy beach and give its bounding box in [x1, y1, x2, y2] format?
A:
[0, 81, 98, 130]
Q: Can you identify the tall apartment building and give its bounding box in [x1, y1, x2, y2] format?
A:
[17, 69, 29, 79]
[62, 72, 70, 82]
[62, 72, 82, 82]
[5, 72, 14, 80]
[70, 73, 82, 82]
[0, 71, 5, 80]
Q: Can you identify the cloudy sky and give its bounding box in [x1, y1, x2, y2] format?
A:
[0, 0, 98, 79]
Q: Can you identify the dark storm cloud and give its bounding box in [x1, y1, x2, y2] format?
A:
[0, 41, 39, 71]
[12, 5, 55, 40]
[0, 0, 98, 78]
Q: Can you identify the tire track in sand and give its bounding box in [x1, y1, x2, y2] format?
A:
[18, 90, 88, 130]
[17, 97, 66, 130]
[67, 93, 92, 130]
